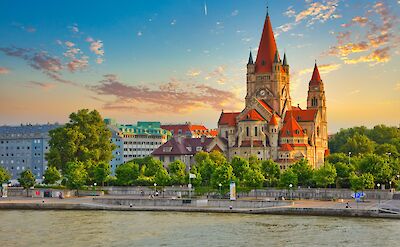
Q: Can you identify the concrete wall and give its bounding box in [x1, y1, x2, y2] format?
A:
[2, 187, 101, 198]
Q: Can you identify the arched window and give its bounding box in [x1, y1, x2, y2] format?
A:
[254, 126, 258, 136]
[246, 126, 249, 137]
[312, 97, 318, 107]
[317, 126, 320, 137]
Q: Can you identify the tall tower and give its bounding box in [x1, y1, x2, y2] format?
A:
[245, 12, 291, 116]
[307, 62, 328, 152]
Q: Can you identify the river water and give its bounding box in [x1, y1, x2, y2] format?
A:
[0, 210, 399, 247]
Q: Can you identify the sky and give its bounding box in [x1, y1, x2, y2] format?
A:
[0, 0, 399, 133]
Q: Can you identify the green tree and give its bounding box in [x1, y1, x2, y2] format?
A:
[375, 143, 399, 158]
[328, 126, 369, 153]
[198, 158, 216, 186]
[43, 166, 61, 185]
[211, 163, 235, 189]
[291, 159, 313, 187]
[155, 168, 171, 197]
[194, 151, 209, 165]
[230, 156, 250, 181]
[64, 162, 88, 194]
[46, 109, 115, 172]
[168, 160, 186, 185]
[115, 162, 140, 186]
[313, 163, 337, 189]
[349, 172, 374, 192]
[18, 170, 36, 197]
[261, 159, 280, 187]
[209, 150, 227, 166]
[340, 133, 375, 155]
[333, 162, 354, 188]
[279, 169, 298, 188]
[188, 165, 202, 187]
[326, 153, 350, 165]
[93, 162, 111, 186]
[0, 166, 11, 184]
[368, 125, 400, 145]
[142, 157, 163, 177]
[248, 155, 262, 170]
[358, 154, 392, 185]
[243, 168, 265, 198]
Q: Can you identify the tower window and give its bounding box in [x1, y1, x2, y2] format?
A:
[317, 127, 320, 137]
[255, 127, 258, 136]
[246, 127, 250, 137]
[262, 60, 265, 66]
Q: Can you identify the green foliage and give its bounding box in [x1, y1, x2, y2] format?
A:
[329, 126, 370, 153]
[115, 162, 139, 186]
[142, 157, 163, 177]
[290, 159, 313, 187]
[93, 162, 111, 186]
[230, 156, 250, 181]
[188, 165, 202, 187]
[0, 166, 11, 184]
[313, 163, 337, 188]
[18, 170, 36, 190]
[154, 168, 171, 187]
[349, 172, 374, 191]
[198, 157, 216, 186]
[261, 159, 280, 187]
[333, 162, 354, 188]
[168, 160, 186, 185]
[194, 151, 209, 164]
[368, 125, 400, 145]
[340, 133, 375, 155]
[326, 153, 350, 164]
[46, 109, 115, 172]
[209, 150, 227, 166]
[43, 166, 61, 185]
[279, 169, 298, 188]
[211, 163, 235, 188]
[243, 168, 265, 189]
[375, 143, 399, 158]
[135, 175, 155, 186]
[64, 162, 88, 190]
[357, 154, 392, 184]
[248, 155, 262, 170]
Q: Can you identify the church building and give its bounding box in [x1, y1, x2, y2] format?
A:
[217, 11, 328, 169]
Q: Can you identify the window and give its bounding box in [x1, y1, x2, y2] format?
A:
[163, 147, 172, 152]
[246, 127, 249, 137]
[255, 127, 258, 136]
[186, 146, 192, 152]
[317, 127, 320, 137]
[225, 131, 228, 139]
[196, 146, 202, 151]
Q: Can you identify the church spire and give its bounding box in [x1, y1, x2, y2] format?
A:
[282, 53, 288, 66]
[310, 61, 322, 86]
[255, 11, 278, 73]
[248, 51, 254, 65]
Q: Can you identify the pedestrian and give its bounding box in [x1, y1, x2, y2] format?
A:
[346, 201, 351, 208]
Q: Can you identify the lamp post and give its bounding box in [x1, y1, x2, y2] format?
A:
[289, 184, 293, 200]
[219, 183, 222, 199]
[93, 182, 97, 196]
[377, 183, 381, 209]
[154, 183, 157, 196]
[348, 152, 351, 165]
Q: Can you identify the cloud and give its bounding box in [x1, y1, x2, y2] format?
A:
[90, 74, 240, 113]
[12, 22, 36, 33]
[170, 19, 177, 25]
[137, 31, 143, 36]
[186, 69, 201, 77]
[341, 16, 368, 27]
[344, 47, 390, 65]
[348, 89, 360, 95]
[231, 10, 239, 16]
[67, 56, 89, 72]
[27, 81, 56, 90]
[299, 63, 342, 76]
[68, 24, 79, 33]
[0, 67, 10, 74]
[205, 65, 227, 84]
[284, 6, 296, 18]
[86, 39, 104, 64]
[395, 82, 400, 91]
[295, 0, 340, 26]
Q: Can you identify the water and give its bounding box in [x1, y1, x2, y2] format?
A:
[0, 210, 399, 247]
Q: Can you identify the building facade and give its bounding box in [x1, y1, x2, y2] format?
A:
[218, 12, 328, 169]
[105, 119, 171, 173]
[0, 124, 60, 181]
[161, 123, 217, 138]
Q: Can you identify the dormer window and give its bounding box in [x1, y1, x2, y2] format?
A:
[286, 130, 290, 135]
[262, 60, 266, 66]
[186, 146, 192, 152]
[163, 147, 172, 152]
[196, 146, 202, 151]
[295, 130, 300, 135]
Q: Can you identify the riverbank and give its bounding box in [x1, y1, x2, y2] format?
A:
[1, 197, 399, 219]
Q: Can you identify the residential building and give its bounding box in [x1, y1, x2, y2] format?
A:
[0, 124, 60, 181]
[105, 119, 171, 172]
[217, 11, 328, 169]
[161, 123, 218, 138]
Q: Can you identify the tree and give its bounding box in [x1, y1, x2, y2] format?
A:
[375, 143, 399, 158]
[115, 162, 140, 186]
[93, 162, 111, 186]
[155, 168, 171, 197]
[358, 154, 392, 185]
[291, 159, 313, 187]
[313, 163, 337, 189]
[142, 157, 163, 177]
[188, 165, 202, 187]
[0, 166, 11, 184]
[230, 156, 250, 181]
[340, 133, 375, 155]
[261, 159, 280, 187]
[368, 125, 400, 145]
[349, 172, 374, 192]
[43, 166, 61, 185]
[333, 162, 354, 188]
[279, 169, 298, 188]
[64, 162, 88, 195]
[194, 151, 209, 165]
[46, 109, 115, 172]
[248, 155, 262, 170]
[326, 153, 350, 164]
[18, 170, 36, 197]
[198, 158, 216, 186]
[329, 126, 370, 153]
[168, 160, 186, 185]
[211, 163, 235, 189]
[209, 150, 227, 166]
[243, 168, 265, 198]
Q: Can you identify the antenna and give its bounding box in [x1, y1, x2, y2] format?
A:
[266, 0, 269, 16]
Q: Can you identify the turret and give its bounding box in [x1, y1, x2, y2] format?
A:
[247, 51, 255, 74]
[272, 50, 281, 72]
[307, 62, 326, 109]
[282, 52, 289, 74]
[268, 113, 279, 160]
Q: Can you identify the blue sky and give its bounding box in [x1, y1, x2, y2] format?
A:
[0, 0, 399, 132]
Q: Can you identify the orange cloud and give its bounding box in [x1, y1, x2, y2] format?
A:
[0, 67, 10, 74]
[299, 63, 342, 75]
[344, 47, 390, 65]
[27, 81, 56, 90]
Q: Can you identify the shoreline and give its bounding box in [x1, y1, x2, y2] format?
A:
[0, 198, 399, 219]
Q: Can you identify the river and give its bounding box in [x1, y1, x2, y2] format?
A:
[0, 210, 399, 246]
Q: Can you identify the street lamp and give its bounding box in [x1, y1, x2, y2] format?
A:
[289, 184, 293, 200]
[377, 183, 381, 208]
[218, 183, 222, 199]
[348, 152, 351, 165]
[93, 182, 97, 196]
[154, 183, 157, 196]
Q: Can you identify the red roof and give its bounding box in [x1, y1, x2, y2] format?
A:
[280, 111, 306, 138]
[310, 63, 322, 86]
[218, 112, 240, 127]
[239, 109, 265, 121]
[255, 15, 278, 74]
[269, 114, 279, 126]
[285, 109, 317, 122]
[257, 99, 273, 113]
[209, 129, 218, 137]
[279, 143, 294, 151]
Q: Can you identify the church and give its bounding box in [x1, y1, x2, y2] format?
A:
[217, 11, 329, 169]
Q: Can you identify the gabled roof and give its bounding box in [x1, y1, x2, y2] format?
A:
[239, 109, 265, 121]
[152, 137, 214, 156]
[257, 99, 273, 113]
[309, 63, 322, 86]
[280, 111, 306, 138]
[218, 112, 240, 127]
[279, 143, 294, 151]
[255, 14, 278, 73]
[285, 109, 318, 122]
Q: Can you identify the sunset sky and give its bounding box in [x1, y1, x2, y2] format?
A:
[0, 0, 399, 133]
